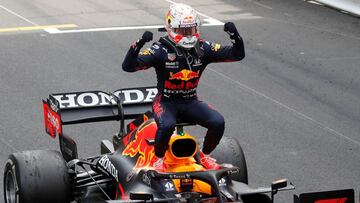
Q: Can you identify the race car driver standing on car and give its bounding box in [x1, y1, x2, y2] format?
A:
[122, 3, 245, 171]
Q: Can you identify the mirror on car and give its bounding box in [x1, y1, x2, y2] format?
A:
[271, 179, 288, 191]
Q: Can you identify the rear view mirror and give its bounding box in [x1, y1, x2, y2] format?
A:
[271, 179, 288, 191]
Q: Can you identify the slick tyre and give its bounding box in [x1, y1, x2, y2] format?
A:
[3, 150, 71, 203]
[211, 136, 248, 183]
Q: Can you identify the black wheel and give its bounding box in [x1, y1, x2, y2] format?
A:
[3, 150, 71, 203]
[211, 136, 248, 183]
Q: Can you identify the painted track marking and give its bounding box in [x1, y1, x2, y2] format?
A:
[47, 0, 224, 34]
[0, 4, 38, 26]
[0, 24, 77, 33]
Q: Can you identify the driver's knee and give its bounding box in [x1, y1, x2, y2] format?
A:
[207, 114, 225, 131]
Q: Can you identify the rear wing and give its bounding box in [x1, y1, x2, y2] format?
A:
[43, 86, 157, 137]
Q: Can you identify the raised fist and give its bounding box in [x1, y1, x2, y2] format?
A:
[224, 22, 239, 36]
[141, 31, 153, 43]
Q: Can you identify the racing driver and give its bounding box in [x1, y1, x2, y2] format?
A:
[122, 3, 245, 171]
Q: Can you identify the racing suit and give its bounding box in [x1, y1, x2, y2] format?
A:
[122, 27, 245, 158]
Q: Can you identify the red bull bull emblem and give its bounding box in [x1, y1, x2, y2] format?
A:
[182, 15, 194, 24]
[122, 122, 157, 168]
[169, 69, 200, 81]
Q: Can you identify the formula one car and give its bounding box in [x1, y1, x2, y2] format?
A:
[3, 87, 294, 203]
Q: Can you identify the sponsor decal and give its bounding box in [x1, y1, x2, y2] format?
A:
[162, 46, 168, 52]
[227, 168, 240, 175]
[167, 53, 176, 61]
[139, 49, 152, 55]
[168, 173, 191, 179]
[142, 173, 151, 186]
[52, 88, 157, 109]
[166, 11, 173, 25]
[163, 88, 197, 98]
[122, 122, 157, 168]
[164, 182, 175, 191]
[98, 155, 119, 182]
[211, 43, 221, 52]
[165, 61, 179, 68]
[218, 178, 226, 186]
[152, 44, 160, 50]
[180, 178, 193, 190]
[169, 69, 200, 81]
[193, 58, 202, 66]
[180, 24, 197, 28]
[43, 101, 62, 138]
[48, 97, 59, 112]
[182, 15, 194, 24]
[164, 80, 199, 90]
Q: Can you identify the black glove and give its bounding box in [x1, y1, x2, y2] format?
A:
[137, 31, 153, 47]
[224, 22, 239, 38]
[141, 31, 153, 43]
[132, 31, 153, 52]
[224, 22, 243, 47]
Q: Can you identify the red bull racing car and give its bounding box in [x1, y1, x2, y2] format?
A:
[3, 86, 295, 203]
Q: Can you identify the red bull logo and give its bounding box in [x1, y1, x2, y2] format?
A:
[122, 121, 157, 168]
[182, 16, 194, 24]
[169, 69, 200, 81]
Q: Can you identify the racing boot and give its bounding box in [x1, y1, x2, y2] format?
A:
[150, 156, 166, 172]
[199, 151, 221, 170]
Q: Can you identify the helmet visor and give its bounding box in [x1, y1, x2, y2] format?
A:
[173, 27, 197, 36]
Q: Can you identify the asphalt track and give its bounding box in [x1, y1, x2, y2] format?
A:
[0, 0, 359, 202]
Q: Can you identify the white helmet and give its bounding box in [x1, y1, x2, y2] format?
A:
[165, 3, 201, 49]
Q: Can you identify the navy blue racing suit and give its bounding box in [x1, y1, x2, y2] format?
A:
[122, 34, 245, 158]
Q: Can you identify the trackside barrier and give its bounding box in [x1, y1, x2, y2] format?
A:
[313, 0, 360, 16]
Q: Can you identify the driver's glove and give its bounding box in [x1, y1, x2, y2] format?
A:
[224, 22, 242, 45]
[133, 31, 153, 53]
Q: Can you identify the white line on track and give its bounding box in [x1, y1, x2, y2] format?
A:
[46, 22, 223, 34]
[245, 0, 273, 10]
[315, 56, 360, 61]
[208, 67, 360, 147]
[47, 0, 224, 34]
[252, 2, 273, 10]
[46, 24, 165, 34]
[0, 4, 38, 26]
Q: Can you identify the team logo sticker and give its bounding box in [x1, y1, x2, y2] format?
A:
[168, 53, 176, 61]
[169, 69, 200, 81]
[140, 49, 152, 55]
[211, 43, 221, 52]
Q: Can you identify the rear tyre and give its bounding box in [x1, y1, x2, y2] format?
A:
[3, 150, 71, 203]
[211, 136, 248, 183]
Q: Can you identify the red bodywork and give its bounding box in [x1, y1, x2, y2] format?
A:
[42, 100, 62, 138]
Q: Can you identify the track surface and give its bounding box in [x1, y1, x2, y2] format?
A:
[1, 0, 359, 202]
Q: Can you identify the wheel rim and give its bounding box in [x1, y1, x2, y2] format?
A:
[5, 170, 17, 203]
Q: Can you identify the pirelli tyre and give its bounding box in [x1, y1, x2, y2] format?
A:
[211, 136, 248, 184]
[3, 150, 71, 203]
